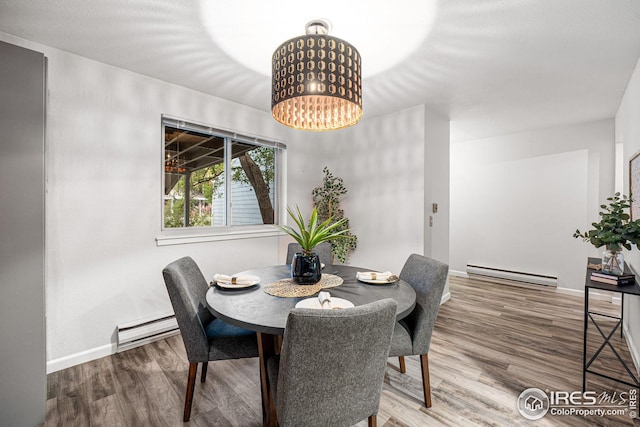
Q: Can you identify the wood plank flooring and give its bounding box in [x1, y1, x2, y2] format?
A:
[46, 276, 640, 426]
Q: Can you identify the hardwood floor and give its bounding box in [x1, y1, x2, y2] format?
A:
[46, 276, 640, 426]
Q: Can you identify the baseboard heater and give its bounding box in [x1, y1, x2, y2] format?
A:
[466, 264, 558, 287]
[116, 312, 180, 353]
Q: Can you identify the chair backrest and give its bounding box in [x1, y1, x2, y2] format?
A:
[286, 241, 333, 266]
[162, 256, 214, 363]
[275, 299, 397, 427]
[399, 254, 448, 355]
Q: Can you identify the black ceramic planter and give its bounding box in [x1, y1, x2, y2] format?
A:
[291, 252, 321, 285]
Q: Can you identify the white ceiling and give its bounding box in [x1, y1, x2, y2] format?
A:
[1, 0, 640, 142]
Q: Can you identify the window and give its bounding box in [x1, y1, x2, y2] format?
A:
[162, 117, 284, 229]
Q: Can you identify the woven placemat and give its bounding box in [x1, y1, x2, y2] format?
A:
[263, 274, 343, 298]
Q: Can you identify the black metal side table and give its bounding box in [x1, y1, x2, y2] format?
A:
[583, 257, 640, 392]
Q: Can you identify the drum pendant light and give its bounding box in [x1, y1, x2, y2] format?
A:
[271, 20, 363, 131]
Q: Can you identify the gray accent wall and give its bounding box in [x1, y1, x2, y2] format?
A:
[0, 40, 46, 426]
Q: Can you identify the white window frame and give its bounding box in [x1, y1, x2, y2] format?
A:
[156, 116, 286, 246]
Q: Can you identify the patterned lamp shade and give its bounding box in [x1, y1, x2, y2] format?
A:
[271, 20, 363, 131]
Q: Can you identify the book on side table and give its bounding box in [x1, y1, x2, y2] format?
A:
[590, 263, 636, 286]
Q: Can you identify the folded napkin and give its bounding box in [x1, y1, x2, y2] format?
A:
[356, 271, 394, 281]
[318, 291, 331, 309]
[213, 274, 256, 286]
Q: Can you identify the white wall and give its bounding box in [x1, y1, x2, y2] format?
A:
[0, 32, 306, 371]
[450, 120, 615, 290]
[284, 105, 451, 295]
[310, 106, 427, 274]
[0, 33, 452, 372]
[616, 55, 640, 369]
[277, 105, 451, 297]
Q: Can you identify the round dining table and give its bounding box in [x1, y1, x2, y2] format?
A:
[205, 264, 416, 427]
[206, 264, 416, 335]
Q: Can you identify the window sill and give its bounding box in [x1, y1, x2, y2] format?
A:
[156, 226, 283, 246]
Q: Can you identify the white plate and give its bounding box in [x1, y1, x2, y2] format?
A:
[215, 275, 260, 289]
[357, 277, 398, 284]
[295, 297, 355, 309]
[356, 272, 398, 284]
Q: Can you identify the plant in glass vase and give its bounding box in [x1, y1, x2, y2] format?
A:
[279, 206, 350, 284]
[573, 193, 640, 275]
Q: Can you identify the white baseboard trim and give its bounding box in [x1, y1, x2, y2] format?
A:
[441, 291, 451, 305]
[623, 322, 640, 378]
[555, 286, 621, 304]
[554, 287, 583, 297]
[47, 291, 454, 373]
[451, 268, 620, 303]
[47, 342, 115, 374]
[448, 269, 468, 278]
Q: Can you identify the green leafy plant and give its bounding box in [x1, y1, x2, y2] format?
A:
[279, 206, 350, 254]
[312, 167, 357, 263]
[573, 193, 640, 251]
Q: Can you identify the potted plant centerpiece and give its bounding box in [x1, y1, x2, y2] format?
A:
[573, 193, 640, 275]
[280, 206, 350, 285]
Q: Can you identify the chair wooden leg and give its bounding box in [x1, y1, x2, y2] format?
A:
[268, 385, 278, 427]
[420, 353, 432, 408]
[368, 414, 377, 427]
[184, 362, 198, 422]
[201, 362, 208, 383]
[257, 332, 277, 427]
[398, 356, 406, 373]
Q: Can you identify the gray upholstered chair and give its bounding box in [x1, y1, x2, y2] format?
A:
[389, 254, 448, 408]
[162, 256, 259, 422]
[266, 299, 397, 427]
[285, 241, 333, 266]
